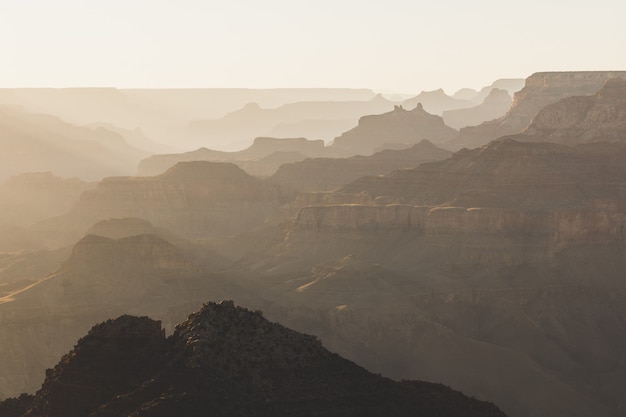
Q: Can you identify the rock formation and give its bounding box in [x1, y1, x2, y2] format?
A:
[329, 104, 458, 156]
[269, 140, 452, 192]
[519, 77, 626, 144]
[442, 88, 512, 129]
[0, 87, 377, 151]
[451, 71, 626, 150]
[453, 78, 524, 104]
[0, 230, 228, 399]
[186, 94, 394, 149]
[254, 138, 626, 417]
[32, 161, 288, 246]
[1, 301, 506, 417]
[137, 137, 326, 177]
[403, 89, 473, 115]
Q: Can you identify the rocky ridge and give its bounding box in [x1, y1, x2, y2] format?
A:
[329, 104, 458, 156]
[31, 161, 288, 246]
[1, 301, 506, 417]
[452, 71, 626, 149]
[269, 140, 452, 192]
[520, 77, 626, 144]
[138, 136, 326, 177]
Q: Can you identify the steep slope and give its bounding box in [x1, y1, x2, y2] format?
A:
[329, 104, 458, 156]
[0, 106, 147, 182]
[442, 88, 512, 129]
[3, 301, 506, 417]
[269, 140, 452, 192]
[451, 71, 626, 150]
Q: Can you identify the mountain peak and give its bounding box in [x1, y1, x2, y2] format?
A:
[5, 301, 506, 416]
[173, 300, 326, 371]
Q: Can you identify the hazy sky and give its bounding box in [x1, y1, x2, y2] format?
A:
[1, 0, 624, 94]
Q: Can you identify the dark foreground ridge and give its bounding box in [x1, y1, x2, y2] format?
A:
[1, 301, 506, 417]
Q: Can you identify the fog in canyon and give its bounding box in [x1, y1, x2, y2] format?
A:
[2, 71, 626, 417]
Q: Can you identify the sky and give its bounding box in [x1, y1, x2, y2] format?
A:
[1, 0, 625, 94]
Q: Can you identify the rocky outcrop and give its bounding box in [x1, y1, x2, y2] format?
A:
[520, 77, 626, 144]
[21, 315, 166, 417]
[443, 88, 512, 129]
[2, 301, 506, 417]
[451, 71, 626, 150]
[269, 140, 452, 192]
[137, 137, 325, 177]
[329, 104, 458, 156]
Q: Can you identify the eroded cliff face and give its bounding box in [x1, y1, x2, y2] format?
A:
[452, 71, 626, 150]
[275, 140, 626, 279]
[329, 104, 458, 156]
[521, 77, 626, 144]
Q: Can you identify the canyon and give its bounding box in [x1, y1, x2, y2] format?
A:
[1, 72, 626, 417]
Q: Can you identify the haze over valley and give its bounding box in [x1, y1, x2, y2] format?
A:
[1, 1, 626, 416]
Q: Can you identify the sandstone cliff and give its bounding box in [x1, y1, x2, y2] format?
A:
[451, 71, 626, 150]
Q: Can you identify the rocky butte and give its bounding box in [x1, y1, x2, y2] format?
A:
[329, 103, 458, 156]
[0, 301, 506, 417]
